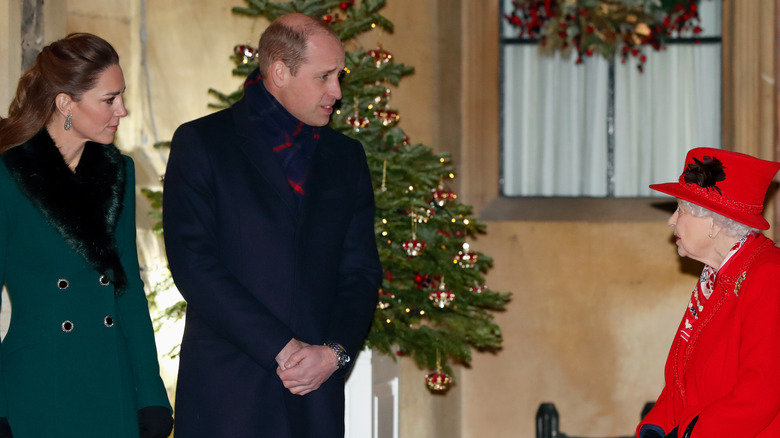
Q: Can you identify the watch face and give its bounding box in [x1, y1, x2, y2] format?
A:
[325, 342, 350, 368]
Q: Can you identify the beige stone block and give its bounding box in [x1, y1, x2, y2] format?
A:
[462, 220, 697, 437]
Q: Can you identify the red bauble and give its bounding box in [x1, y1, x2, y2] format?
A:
[403, 239, 426, 257]
[425, 371, 452, 391]
[233, 44, 257, 64]
[454, 250, 478, 268]
[366, 48, 392, 67]
[374, 108, 400, 127]
[429, 287, 455, 308]
[346, 115, 369, 130]
[431, 187, 456, 207]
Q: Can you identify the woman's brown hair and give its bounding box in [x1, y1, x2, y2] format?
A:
[0, 33, 119, 153]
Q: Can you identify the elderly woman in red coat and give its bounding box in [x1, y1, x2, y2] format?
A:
[637, 148, 780, 438]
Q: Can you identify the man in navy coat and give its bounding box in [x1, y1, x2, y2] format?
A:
[163, 13, 382, 437]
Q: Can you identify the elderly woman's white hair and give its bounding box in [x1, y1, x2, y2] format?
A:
[680, 199, 760, 238]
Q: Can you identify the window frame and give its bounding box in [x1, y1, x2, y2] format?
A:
[497, 1, 723, 199]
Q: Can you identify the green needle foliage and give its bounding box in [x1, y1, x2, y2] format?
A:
[145, 0, 510, 389]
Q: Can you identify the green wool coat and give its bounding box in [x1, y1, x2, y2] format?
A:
[0, 130, 171, 437]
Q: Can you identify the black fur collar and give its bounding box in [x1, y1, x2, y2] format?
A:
[2, 129, 128, 294]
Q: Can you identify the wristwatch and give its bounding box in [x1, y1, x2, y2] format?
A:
[324, 342, 351, 369]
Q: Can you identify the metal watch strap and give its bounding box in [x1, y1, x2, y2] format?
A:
[324, 342, 351, 369]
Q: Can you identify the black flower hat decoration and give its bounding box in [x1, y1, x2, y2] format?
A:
[683, 156, 726, 194]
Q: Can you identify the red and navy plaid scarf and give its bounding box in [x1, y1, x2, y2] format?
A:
[243, 68, 320, 204]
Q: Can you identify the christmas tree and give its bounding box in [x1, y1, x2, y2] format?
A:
[145, 0, 510, 391]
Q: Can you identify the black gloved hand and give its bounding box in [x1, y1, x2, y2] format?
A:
[642, 431, 663, 438]
[0, 417, 12, 438]
[682, 415, 698, 438]
[138, 406, 173, 438]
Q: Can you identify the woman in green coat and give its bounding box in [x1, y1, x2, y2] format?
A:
[0, 33, 173, 437]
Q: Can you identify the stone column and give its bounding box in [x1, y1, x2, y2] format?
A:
[1, 0, 22, 117]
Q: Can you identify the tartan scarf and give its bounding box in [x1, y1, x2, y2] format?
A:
[243, 68, 320, 204]
[679, 233, 754, 342]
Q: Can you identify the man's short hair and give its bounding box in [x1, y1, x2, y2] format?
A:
[257, 15, 339, 77]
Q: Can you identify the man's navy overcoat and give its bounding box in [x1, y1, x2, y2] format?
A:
[163, 96, 382, 438]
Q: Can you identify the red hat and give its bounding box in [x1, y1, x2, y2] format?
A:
[649, 147, 780, 230]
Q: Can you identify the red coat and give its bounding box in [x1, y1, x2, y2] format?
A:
[638, 234, 780, 437]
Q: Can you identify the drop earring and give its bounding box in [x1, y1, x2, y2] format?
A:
[64, 113, 72, 131]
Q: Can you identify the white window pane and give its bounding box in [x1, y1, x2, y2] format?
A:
[502, 47, 609, 196]
[613, 44, 721, 197]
